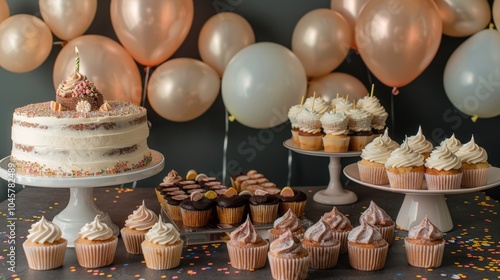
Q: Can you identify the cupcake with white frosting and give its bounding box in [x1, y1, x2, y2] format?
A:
[75, 215, 118, 268]
[439, 133, 462, 153]
[288, 104, 303, 144]
[346, 108, 374, 151]
[455, 135, 490, 187]
[407, 126, 433, 159]
[303, 96, 330, 115]
[385, 139, 425, 190]
[358, 136, 392, 185]
[141, 216, 183, 270]
[296, 108, 323, 150]
[379, 128, 399, 151]
[121, 200, 159, 254]
[424, 145, 462, 190]
[356, 95, 388, 135]
[334, 97, 353, 114]
[23, 216, 67, 270]
[320, 110, 350, 152]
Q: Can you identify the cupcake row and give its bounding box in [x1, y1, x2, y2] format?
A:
[288, 95, 389, 152]
[358, 127, 490, 190]
[155, 169, 307, 227]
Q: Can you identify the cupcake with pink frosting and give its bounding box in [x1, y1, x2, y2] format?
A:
[301, 219, 340, 269]
[347, 219, 388, 271]
[321, 207, 352, 254]
[405, 216, 445, 268]
[268, 208, 305, 243]
[268, 229, 310, 280]
[455, 135, 490, 188]
[121, 200, 159, 254]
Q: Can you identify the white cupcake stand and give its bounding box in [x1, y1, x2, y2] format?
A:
[283, 139, 361, 205]
[343, 163, 500, 232]
[0, 150, 164, 247]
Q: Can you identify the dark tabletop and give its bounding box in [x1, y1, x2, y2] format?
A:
[0, 182, 498, 280]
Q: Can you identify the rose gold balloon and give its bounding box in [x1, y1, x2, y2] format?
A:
[292, 9, 352, 78]
[355, 0, 442, 88]
[493, 0, 500, 32]
[435, 0, 490, 37]
[199, 12, 255, 77]
[0, 0, 9, 24]
[110, 0, 194, 66]
[0, 14, 53, 73]
[147, 58, 220, 122]
[53, 35, 142, 104]
[39, 0, 97, 41]
[307, 72, 368, 102]
[330, 0, 368, 49]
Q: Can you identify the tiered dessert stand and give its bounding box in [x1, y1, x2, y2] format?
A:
[283, 139, 361, 205]
[0, 150, 164, 246]
[343, 163, 500, 232]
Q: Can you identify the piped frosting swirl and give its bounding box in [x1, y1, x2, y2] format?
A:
[407, 216, 443, 242]
[78, 215, 114, 241]
[361, 136, 392, 164]
[296, 108, 322, 134]
[26, 216, 63, 244]
[229, 215, 264, 244]
[145, 216, 181, 245]
[320, 111, 349, 135]
[321, 207, 353, 231]
[359, 201, 393, 226]
[269, 229, 308, 257]
[439, 134, 462, 153]
[273, 209, 304, 235]
[425, 145, 462, 171]
[455, 135, 488, 164]
[385, 139, 425, 168]
[124, 200, 158, 231]
[303, 219, 336, 246]
[348, 219, 386, 246]
[407, 126, 433, 154]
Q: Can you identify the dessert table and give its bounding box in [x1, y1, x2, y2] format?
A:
[0, 183, 498, 279]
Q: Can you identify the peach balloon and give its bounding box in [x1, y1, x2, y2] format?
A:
[355, 0, 442, 88]
[0, 14, 53, 73]
[147, 58, 220, 122]
[199, 12, 255, 77]
[110, 0, 194, 66]
[53, 35, 142, 104]
[39, 0, 97, 41]
[292, 9, 352, 78]
[0, 0, 9, 24]
[435, 0, 490, 37]
[493, 0, 500, 32]
[330, 0, 368, 49]
[307, 72, 368, 102]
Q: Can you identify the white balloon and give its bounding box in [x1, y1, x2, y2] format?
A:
[222, 42, 307, 129]
[444, 29, 500, 118]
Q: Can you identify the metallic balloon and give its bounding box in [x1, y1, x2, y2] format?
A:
[292, 9, 352, 78]
[493, 0, 500, 32]
[307, 72, 368, 102]
[355, 0, 442, 88]
[0, 14, 53, 73]
[39, 0, 97, 41]
[0, 0, 9, 24]
[147, 58, 220, 122]
[199, 12, 255, 77]
[110, 0, 194, 66]
[53, 35, 142, 104]
[330, 0, 368, 49]
[435, 0, 490, 37]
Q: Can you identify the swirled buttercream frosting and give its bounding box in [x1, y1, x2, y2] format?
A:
[356, 95, 388, 130]
[346, 109, 373, 132]
[303, 97, 330, 115]
[321, 207, 352, 231]
[380, 128, 399, 151]
[361, 136, 392, 164]
[334, 98, 353, 113]
[145, 216, 181, 245]
[56, 72, 87, 97]
[296, 108, 322, 134]
[230, 215, 264, 244]
[26, 216, 63, 244]
[320, 111, 349, 135]
[407, 126, 433, 154]
[273, 209, 304, 234]
[424, 145, 462, 171]
[439, 134, 462, 153]
[288, 104, 303, 128]
[407, 216, 443, 242]
[359, 201, 393, 226]
[303, 220, 336, 246]
[124, 200, 158, 231]
[455, 135, 488, 164]
[163, 170, 182, 184]
[348, 220, 386, 246]
[269, 229, 308, 257]
[79, 215, 114, 241]
[385, 139, 425, 168]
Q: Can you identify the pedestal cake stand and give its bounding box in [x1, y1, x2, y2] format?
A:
[343, 163, 500, 232]
[284, 139, 361, 205]
[0, 150, 164, 246]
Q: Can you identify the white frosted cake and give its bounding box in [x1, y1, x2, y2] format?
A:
[10, 50, 151, 177]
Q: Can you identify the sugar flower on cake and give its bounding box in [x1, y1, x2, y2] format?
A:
[76, 100, 92, 113]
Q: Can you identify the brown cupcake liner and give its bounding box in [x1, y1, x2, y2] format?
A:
[348, 243, 388, 271]
[216, 206, 245, 224]
[75, 238, 118, 268]
[120, 228, 146, 254]
[424, 173, 462, 190]
[332, 231, 350, 255]
[180, 208, 211, 227]
[358, 163, 389, 185]
[387, 171, 424, 190]
[322, 135, 350, 152]
[23, 239, 67, 270]
[298, 135, 323, 151]
[268, 253, 310, 280]
[141, 241, 183, 270]
[301, 242, 340, 269]
[291, 130, 300, 144]
[227, 241, 269, 270]
[405, 239, 445, 268]
[461, 168, 488, 188]
[155, 189, 164, 204]
[250, 204, 279, 224]
[166, 203, 182, 221]
[279, 201, 306, 217]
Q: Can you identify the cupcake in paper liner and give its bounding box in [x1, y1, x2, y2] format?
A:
[321, 207, 353, 254]
[356, 94, 388, 135]
[320, 110, 350, 152]
[407, 126, 433, 159]
[385, 139, 425, 190]
[296, 108, 323, 151]
[439, 133, 462, 153]
[405, 216, 445, 268]
[74, 215, 118, 268]
[455, 135, 490, 188]
[216, 188, 247, 224]
[358, 136, 392, 185]
[424, 145, 462, 190]
[23, 216, 67, 270]
[227, 215, 269, 270]
[278, 187, 307, 217]
[179, 191, 213, 227]
[359, 201, 395, 245]
[268, 208, 305, 243]
[288, 104, 303, 144]
[347, 219, 388, 271]
[268, 229, 310, 280]
[346, 108, 374, 151]
[141, 216, 183, 270]
[121, 200, 158, 254]
[249, 189, 279, 224]
[301, 219, 340, 269]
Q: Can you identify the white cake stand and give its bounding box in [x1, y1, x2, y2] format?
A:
[284, 139, 361, 205]
[0, 150, 164, 246]
[343, 163, 500, 232]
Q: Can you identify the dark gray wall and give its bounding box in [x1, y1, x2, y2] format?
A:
[1, 0, 499, 199]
